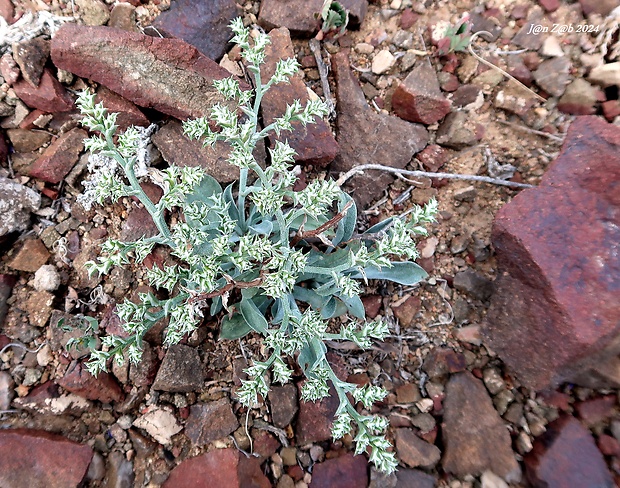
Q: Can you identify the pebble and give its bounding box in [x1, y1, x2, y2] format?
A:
[589, 62, 620, 87]
[481, 470, 509, 488]
[483, 368, 505, 395]
[33, 264, 61, 292]
[132, 407, 182, 445]
[540, 36, 564, 57]
[371, 50, 396, 75]
[0, 371, 14, 410]
[355, 42, 374, 54]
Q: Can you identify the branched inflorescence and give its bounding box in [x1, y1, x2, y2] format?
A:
[76, 17, 437, 474]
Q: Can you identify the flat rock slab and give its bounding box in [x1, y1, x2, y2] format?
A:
[57, 360, 124, 403]
[29, 128, 86, 184]
[163, 448, 270, 488]
[525, 416, 614, 487]
[0, 429, 93, 488]
[483, 116, 620, 391]
[12, 68, 74, 113]
[309, 453, 368, 488]
[259, 0, 367, 35]
[331, 52, 428, 209]
[185, 398, 239, 447]
[51, 24, 240, 120]
[150, 0, 239, 61]
[442, 371, 520, 482]
[152, 343, 203, 392]
[261, 27, 338, 167]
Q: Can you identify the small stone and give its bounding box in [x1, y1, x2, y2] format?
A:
[128, 341, 159, 387]
[525, 416, 613, 487]
[0, 52, 20, 85]
[150, 0, 239, 62]
[280, 447, 297, 466]
[540, 35, 564, 57]
[371, 50, 396, 75]
[451, 84, 483, 110]
[0, 371, 14, 410]
[453, 185, 477, 202]
[85, 452, 106, 482]
[589, 62, 620, 88]
[76, 0, 110, 25]
[392, 295, 420, 327]
[395, 428, 441, 468]
[105, 450, 134, 487]
[436, 111, 482, 149]
[494, 85, 538, 116]
[416, 144, 450, 172]
[579, 0, 619, 16]
[443, 372, 520, 481]
[392, 30, 413, 49]
[355, 42, 374, 54]
[109, 2, 139, 32]
[12, 37, 50, 87]
[0, 178, 40, 237]
[575, 395, 617, 426]
[309, 453, 368, 488]
[57, 359, 122, 403]
[185, 398, 239, 447]
[395, 469, 436, 488]
[598, 434, 620, 456]
[392, 62, 451, 124]
[12, 69, 74, 113]
[29, 129, 87, 184]
[22, 290, 54, 327]
[557, 78, 598, 116]
[6, 129, 51, 153]
[481, 470, 509, 488]
[410, 413, 436, 433]
[483, 368, 505, 395]
[95, 86, 149, 131]
[533, 57, 571, 97]
[396, 383, 421, 403]
[422, 347, 467, 378]
[133, 406, 182, 445]
[453, 269, 493, 301]
[152, 344, 203, 393]
[268, 383, 298, 428]
[33, 265, 60, 292]
[8, 239, 50, 272]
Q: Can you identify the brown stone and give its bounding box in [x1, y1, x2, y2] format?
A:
[575, 395, 617, 426]
[29, 128, 86, 184]
[525, 416, 614, 487]
[395, 428, 441, 468]
[483, 117, 620, 391]
[12, 37, 50, 88]
[58, 361, 124, 403]
[268, 383, 298, 428]
[309, 453, 368, 488]
[392, 62, 451, 124]
[163, 448, 270, 488]
[13, 69, 74, 113]
[0, 429, 93, 488]
[557, 79, 599, 116]
[51, 24, 241, 120]
[185, 398, 239, 447]
[152, 344, 204, 392]
[261, 28, 338, 167]
[8, 238, 50, 272]
[6, 128, 52, 152]
[395, 469, 437, 488]
[109, 2, 139, 32]
[436, 111, 483, 149]
[331, 52, 428, 209]
[95, 86, 149, 131]
[422, 347, 467, 378]
[442, 372, 520, 481]
[152, 120, 243, 184]
[392, 295, 420, 327]
[150, 0, 239, 61]
[295, 381, 339, 445]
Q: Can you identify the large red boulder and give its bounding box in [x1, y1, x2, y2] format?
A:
[483, 116, 620, 390]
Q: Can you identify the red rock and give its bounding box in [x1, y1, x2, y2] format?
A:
[0, 429, 93, 488]
[483, 116, 620, 391]
[12, 69, 74, 113]
[309, 453, 368, 488]
[392, 62, 451, 124]
[261, 28, 338, 167]
[400, 8, 419, 30]
[252, 430, 280, 460]
[361, 294, 382, 318]
[0, 52, 20, 85]
[8, 238, 50, 272]
[258, 0, 367, 35]
[51, 24, 241, 120]
[539, 0, 560, 12]
[576, 395, 617, 426]
[185, 398, 239, 447]
[163, 448, 270, 488]
[331, 52, 428, 208]
[416, 144, 450, 172]
[28, 128, 86, 184]
[437, 71, 460, 92]
[0, 0, 14, 23]
[538, 390, 572, 412]
[150, 0, 239, 61]
[525, 416, 613, 487]
[602, 100, 620, 121]
[395, 428, 441, 468]
[579, 0, 619, 16]
[128, 341, 159, 387]
[598, 434, 620, 456]
[422, 347, 467, 378]
[443, 372, 521, 481]
[451, 84, 482, 108]
[95, 86, 149, 131]
[296, 381, 340, 444]
[392, 295, 420, 327]
[58, 361, 124, 403]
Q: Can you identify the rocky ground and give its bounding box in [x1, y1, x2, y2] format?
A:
[0, 0, 619, 487]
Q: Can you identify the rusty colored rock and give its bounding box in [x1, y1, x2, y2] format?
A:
[331, 52, 428, 208]
[150, 0, 239, 61]
[483, 116, 620, 391]
[295, 381, 339, 445]
[8, 238, 50, 272]
[525, 416, 614, 487]
[29, 128, 86, 184]
[392, 62, 451, 124]
[51, 24, 241, 120]
[443, 372, 520, 481]
[12, 68, 75, 113]
[95, 86, 149, 131]
[58, 361, 124, 403]
[422, 347, 467, 378]
[185, 398, 239, 447]
[163, 448, 270, 488]
[0, 429, 93, 488]
[261, 28, 338, 167]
